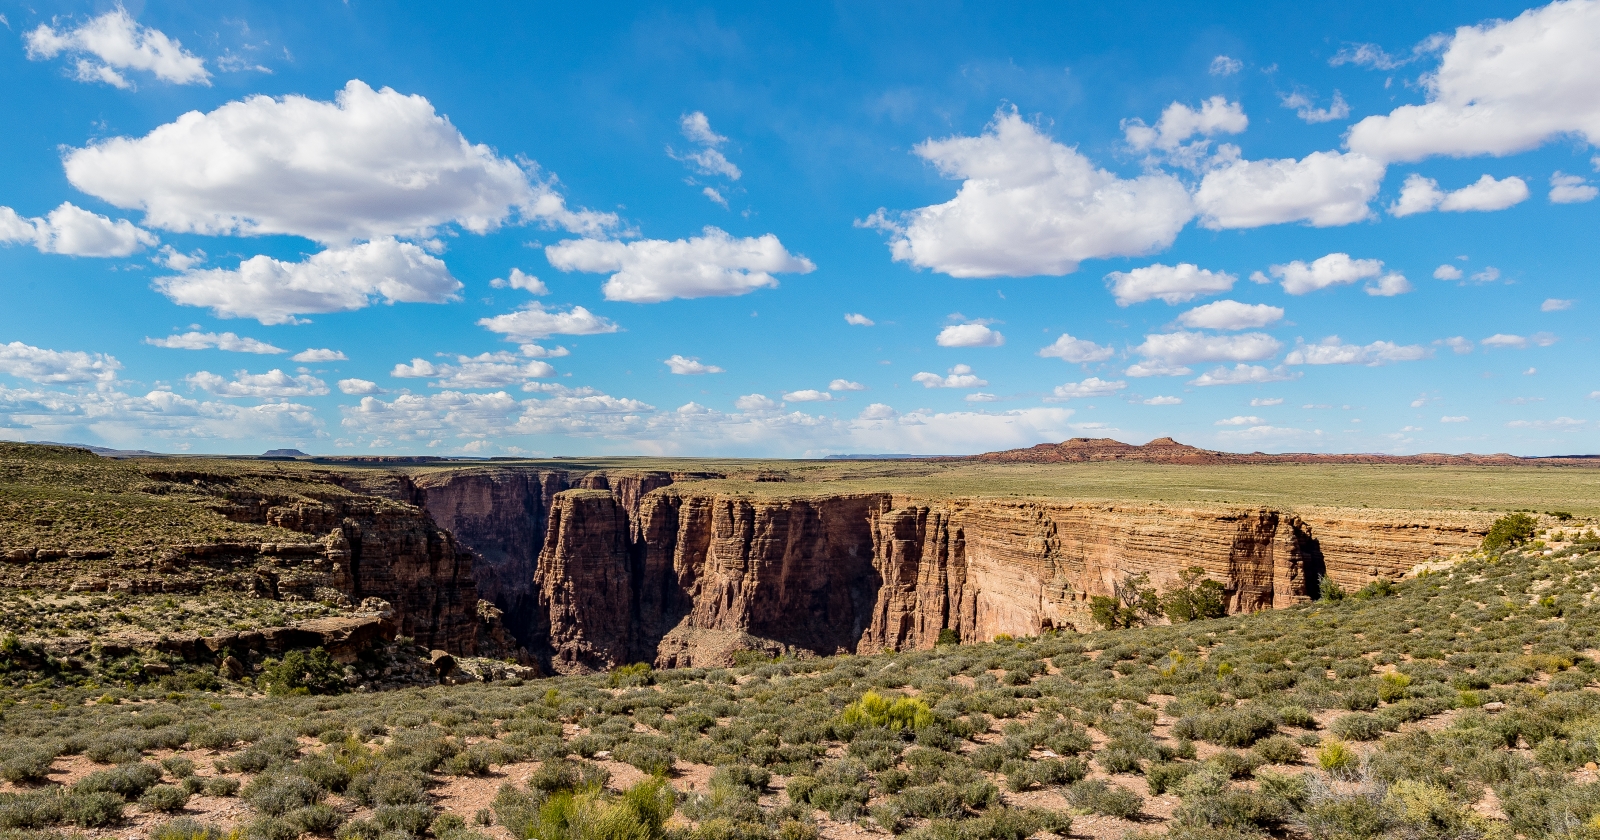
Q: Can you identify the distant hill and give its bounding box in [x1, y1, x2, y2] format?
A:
[953, 436, 1600, 467]
[261, 448, 309, 458]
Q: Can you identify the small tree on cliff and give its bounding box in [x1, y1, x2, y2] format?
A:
[1090, 573, 1161, 630]
[1160, 567, 1228, 622]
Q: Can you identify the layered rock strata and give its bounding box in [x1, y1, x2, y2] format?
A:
[520, 487, 1491, 673]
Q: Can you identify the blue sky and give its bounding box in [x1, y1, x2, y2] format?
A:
[0, 1, 1596, 457]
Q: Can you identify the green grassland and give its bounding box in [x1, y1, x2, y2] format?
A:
[4, 536, 1599, 840]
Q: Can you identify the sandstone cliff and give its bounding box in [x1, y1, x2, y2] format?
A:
[522, 486, 1493, 673]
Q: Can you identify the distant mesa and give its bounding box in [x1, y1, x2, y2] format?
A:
[822, 453, 918, 460]
[957, 436, 1599, 467]
[261, 448, 309, 458]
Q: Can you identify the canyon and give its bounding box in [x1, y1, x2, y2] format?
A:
[0, 442, 1531, 677]
[410, 464, 1494, 675]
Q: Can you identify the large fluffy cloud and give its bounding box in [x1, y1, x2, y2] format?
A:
[1122, 96, 1248, 153]
[0, 342, 121, 385]
[64, 80, 615, 244]
[25, 7, 209, 88]
[477, 303, 619, 341]
[1265, 253, 1407, 296]
[868, 111, 1193, 277]
[1195, 150, 1386, 228]
[1178, 300, 1284, 330]
[1134, 331, 1282, 364]
[1284, 337, 1432, 366]
[1346, 0, 1600, 161]
[154, 238, 461, 324]
[545, 227, 814, 303]
[1106, 263, 1236, 305]
[935, 323, 1004, 348]
[0, 203, 156, 257]
[1389, 173, 1530, 216]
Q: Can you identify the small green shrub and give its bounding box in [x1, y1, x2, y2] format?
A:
[203, 777, 241, 797]
[1317, 740, 1360, 777]
[260, 647, 344, 696]
[0, 748, 56, 784]
[1064, 780, 1142, 819]
[150, 817, 229, 840]
[139, 784, 191, 812]
[74, 762, 163, 799]
[1144, 762, 1193, 796]
[1251, 735, 1302, 765]
[1331, 713, 1386, 742]
[839, 691, 933, 732]
[290, 803, 346, 836]
[1161, 567, 1228, 622]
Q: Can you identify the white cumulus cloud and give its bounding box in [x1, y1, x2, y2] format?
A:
[844, 313, 875, 326]
[1346, 0, 1600, 162]
[546, 227, 814, 303]
[25, 7, 209, 88]
[1051, 377, 1126, 399]
[1251, 397, 1284, 406]
[912, 364, 987, 389]
[145, 331, 284, 354]
[1216, 415, 1266, 426]
[65, 80, 615, 244]
[187, 369, 329, 398]
[829, 380, 867, 391]
[489, 268, 548, 294]
[1550, 171, 1599, 204]
[1284, 337, 1432, 366]
[1434, 264, 1464, 281]
[867, 110, 1193, 278]
[1107, 263, 1236, 306]
[1124, 362, 1193, 378]
[1195, 150, 1385, 229]
[291, 349, 347, 363]
[1440, 415, 1470, 422]
[155, 237, 461, 325]
[1144, 395, 1183, 405]
[0, 341, 121, 385]
[338, 379, 384, 396]
[0, 202, 157, 257]
[1541, 298, 1575, 311]
[735, 394, 779, 411]
[1268, 253, 1405, 296]
[1178, 300, 1284, 330]
[1389, 173, 1530, 216]
[1135, 331, 1282, 364]
[664, 355, 724, 375]
[783, 389, 832, 402]
[936, 323, 1004, 348]
[1122, 96, 1248, 152]
[392, 352, 556, 389]
[477, 303, 619, 342]
[1189, 364, 1300, 387]
[1038, 333, 1114, 362]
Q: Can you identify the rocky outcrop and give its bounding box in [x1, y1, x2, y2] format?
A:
[961, 436, 1600, 467]
[526, 488, 1492, 673]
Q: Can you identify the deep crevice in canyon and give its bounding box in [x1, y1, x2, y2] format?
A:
[409, 466, 1488, 675]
